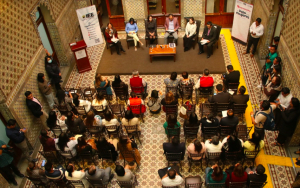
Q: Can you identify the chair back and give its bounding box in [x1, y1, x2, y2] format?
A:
[248, 181, 267, 188]
[109, 104, 125, 118]
[166, 86, 179, 97]
[129, 104, 143, 115]
[26, 176, 47, 187]
[98, 149, 113, 160]
[185, 175, 203, 188]
[220, 126, 235, 136]
[75, 105, 87, 115]
[131, 86, 145, 95]
[51, 124, 63, 137]
[244, 150, 259, 159]
[78, 149, 93, 159]
[112, 85, 129, 101]
[195, 20, 201, 38]
[124, 124, 139, 133]
[200, 103, 215, 117]
[212, 24, 222, 41]
[199, 86, 214, 95]
[165, 152, 182, 161]
[165, 104, 178, 116]
[228, 181, 247, 188]
[57, 104, 69, 115]
[39, 151, 59, 163]
[182, 103, 196, 117]
[120, 149, 137, 162]
[117, 178, 135, 188]
[125, 19, 137, 27]
[92, 105, 106, 116]
[69, 179, 85, 187]
[237, 124, 248, 141]
[206, 182, 226, 188]
[59, 150, 75, 159]
[69, 88, 83, 97]
[184, 126, 199, 140]
[86, 177, 106, 187]
[228, 83, 240, 94]
[189, 152, 205, 161]
[51, 179, 69, 187]
[202, 126, 219, 140]
[162, 186, 180, 188]
[105, 125, 119, 135]
[167, 127, 180, 138]
[83, 87, 94, 101]
[206, 152, 221, 164]
[233, 104, 247, 115]
[216, 103, 230, 112]
[181, 85, 194, 101]
[225, 150, 243, 161]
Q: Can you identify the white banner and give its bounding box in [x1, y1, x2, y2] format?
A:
[232, 0, 253, 43]
[76, 5, 103, 47]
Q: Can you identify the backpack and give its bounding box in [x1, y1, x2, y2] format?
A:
[258, 107, 275, 130]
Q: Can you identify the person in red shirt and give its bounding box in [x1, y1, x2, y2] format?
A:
[195, 69, 214, 89]
[129, 70, 148, 95]
[226, 163, 248, 186]
[104, 23, 126, 55]
[127, 92, 146, 114]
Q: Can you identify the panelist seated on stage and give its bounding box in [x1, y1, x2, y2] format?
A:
[183, 17, 197, 52]
[222, 65, 240, 90]
[105, 23, 126, 55]
[195, 68, 214, 89]
[164, 14, 180, 44]
[125, 18, 143, 51]
[232, 86, 249, 105]
[208, 84, 231, 103]
[145, 15, 157, 45]
[129, 70, 148, 95]
[198, 21, 218, 58]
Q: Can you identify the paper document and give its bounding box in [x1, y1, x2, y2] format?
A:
[167, 30, 174, 33]
[111, 38, 119, 43]
[228, 89, 235, 95]
[222, 110, 227, 117]
[200, 39, 209, 45]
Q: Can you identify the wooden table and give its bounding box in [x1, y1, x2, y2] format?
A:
[149, 45, 176, 63]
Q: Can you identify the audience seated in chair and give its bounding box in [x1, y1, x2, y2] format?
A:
[92, 92, 108, 111]
[127, 92, 146, 114]
[55, 133, 78, 159]
[161, 92, 178, 112]
[39, 129, 56, 152]
[112, 74, 129, 94]
[205, 136, 222, 153]
[26, 161, 47, 183]
[220, 109, 239, 130]
[245, 164, 267, 185]
[85, 165, 113, 185]
[205, 164, 228, 185]
[96, 137, 119, 161]
[118, 135, 141, 165]
[65, 163, 86, 184]
[164, 14, 179, 44]
[195, 68, 214, 89]
[56, 89, 73, 111]
[243, 132, 264, 153]
[102, 110, 120, 132]
[129, 70, 148, 95]
[125, 18, 143, 51]
[187, 139, 206, 160]
[158, 166, 183, 187]
[73, 94, 91, 113]
[179, 71, 195, 87]
[47, 110, 68, 133]
[104, 23, 126, 55]
[221, 135, 243, 159]
[65, 112, 86, 134]
[225, 163, 248, 187]
[115, 164, 135, 182]
[164, 72, 180, 94]
[77, 136, 96, 155]
[121, 110, 141, 133]
[145, 15, 157, 45]
[84, 111, 103, 130]
[232, 86, 249, 105]
[198, 21, 218, 58]
[147, 90, 162, 114]
[95, 73, 113, 96]
[184, 112, 200, 128]
[222, 65, 240, 90]
[163, 136, 185, 160]
[208, 84, 231, 103]
[201, 114, 220, 129]
[184, 17, 197, 52]
[45, 161, 67, 182]
[264, 76, 282, 102]
[163, 114, 181, 135]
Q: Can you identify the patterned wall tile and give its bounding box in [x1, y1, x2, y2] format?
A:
[49, 0, 69, 19]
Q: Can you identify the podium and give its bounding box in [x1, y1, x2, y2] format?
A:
[70, 40, 92, 73]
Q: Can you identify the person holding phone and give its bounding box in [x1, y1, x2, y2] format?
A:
[26, 161, 47, 183]
[37, 73, 56, 109]
[158, 165, 183, 186]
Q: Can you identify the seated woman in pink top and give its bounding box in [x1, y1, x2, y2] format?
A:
[187, 139, 206, 160]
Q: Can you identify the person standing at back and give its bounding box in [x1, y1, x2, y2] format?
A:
[164, 14, 180, 44]
[243, 18, 264, 57]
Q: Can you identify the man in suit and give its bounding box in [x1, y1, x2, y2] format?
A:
[198, 21, 218, 58]
[163, 136, 185, 160]
[85, 165, 113, 185]
[245, 164, 267, 185]
[164, 14, 180, 44]
[208, 84, 231, 103]
[25, 91, 49, 129]
[232, 86, 250, 105]
[220, 109, 239, 130]
[222, 65, 240, 90]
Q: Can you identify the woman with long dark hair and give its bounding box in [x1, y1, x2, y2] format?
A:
[163, 114, 181, 135]
[39, 129, 56, 152]
[37, 73, 55, 109]
[92, 92, 108, 112]
[47, 110, 68, 133]
[222, 135, 243, 152]
[147, 90, 162, 114]
[65, 163, 86, 184]
[125, 18, 143, 51]
[26, 161, 47, 183]
[44, 49, 61, 90]
[105, 23, 125, 55]
[96, 137, 119, 161]
[112, 75, 128, 92]
[187, 139, 206, 160]
[244, 132, 264, 153]
[65, 111, 86, 134]
[55, 132, 78, 158]
[183, 17, 197, 51]
[102, 110, 119, 132]
[145, 15, 157, 44]
[121, 110, 141, 133]
[56, 89, 73, 111]
[73, 93, 91, 112]
[161, 92, 178, 112]
[184, 112, 200, 127]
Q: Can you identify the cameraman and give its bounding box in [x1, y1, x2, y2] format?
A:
[260, 45, 278, 86]
[222, 65, 240, 90]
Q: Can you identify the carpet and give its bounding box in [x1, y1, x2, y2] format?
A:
[97, 38, 226, 75]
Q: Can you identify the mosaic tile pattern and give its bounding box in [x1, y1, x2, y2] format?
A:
[263, 0, 275, 11]
[49, 0, 69, 19]
[268, 164, 295, 188]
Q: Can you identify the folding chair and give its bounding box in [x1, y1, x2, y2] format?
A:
[248, 181, 267, 188]
[206, 152, 222, 166]
[188, 153, 205, 172]
[165, 152, 183, 170]
[185, 175, 203, 187]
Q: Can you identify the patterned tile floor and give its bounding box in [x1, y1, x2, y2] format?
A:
[23, 30, 296, 187]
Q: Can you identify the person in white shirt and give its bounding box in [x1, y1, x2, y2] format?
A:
[183, 17, 197, 52]
[243, 18, 264, 57]
[102, 110, 120, 132]
[55, 133, 78, 158]
[73, 94, 91, 113]
[275, 87, 292, 108]
[159, 166, 184, 186]
[204, 136, 222, 153]
[92, 92, 108, 112]
[65, 163, 89, 187]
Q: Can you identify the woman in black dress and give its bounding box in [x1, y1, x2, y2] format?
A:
[145, 15, 157, 44]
